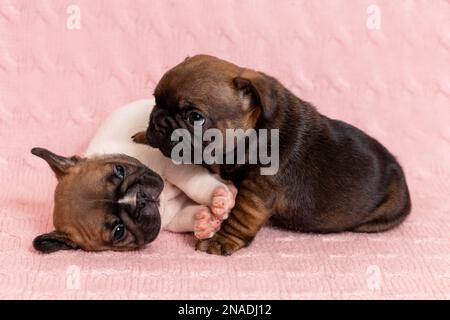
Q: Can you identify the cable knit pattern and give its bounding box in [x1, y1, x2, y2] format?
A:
[0, 0, 449, 299]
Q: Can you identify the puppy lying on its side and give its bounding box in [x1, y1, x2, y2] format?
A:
[31, 100, 236, 253]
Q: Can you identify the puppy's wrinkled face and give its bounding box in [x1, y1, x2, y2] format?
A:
[147, 55, 275, 159]
[31, 148, 164, 253]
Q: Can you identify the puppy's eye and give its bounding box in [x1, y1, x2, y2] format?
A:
[187, 111, 205, 126]
[112, 223, 126, 241]
[113, 165, 126, 180]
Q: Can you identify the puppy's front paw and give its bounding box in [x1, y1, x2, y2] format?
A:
[195, 232, 244, 256]
[211, 185, 237, 220]
[194, 207, 221, 240]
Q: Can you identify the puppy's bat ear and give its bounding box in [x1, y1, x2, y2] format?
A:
[131, 131, 148, 145]
[233, 69, 277, 121]
[31, 147, 81, 178]
[33, 231, 78, 253]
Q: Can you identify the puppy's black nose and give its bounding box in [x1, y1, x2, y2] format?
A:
[138, 171, 164, 200]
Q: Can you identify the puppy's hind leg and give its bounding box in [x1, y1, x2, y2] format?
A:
[352, 167, 411, 233]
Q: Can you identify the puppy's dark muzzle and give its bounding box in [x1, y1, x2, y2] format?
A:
[147, 106, 182, 158]
[150, 107, 171, 134]
[118, 168, 164, 245]
[147, 107, 169, 146]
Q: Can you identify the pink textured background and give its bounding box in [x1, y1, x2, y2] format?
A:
[1, 0, 449, 299]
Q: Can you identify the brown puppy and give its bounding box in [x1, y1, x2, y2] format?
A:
[31, 148, 163, 252]
[146, 54, 411, 255]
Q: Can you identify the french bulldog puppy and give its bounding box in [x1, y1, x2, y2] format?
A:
[32, 99, 236, 253]
[146, 55, 411, 256]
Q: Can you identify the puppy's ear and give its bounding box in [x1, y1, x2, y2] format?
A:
[131, 131, 148, 145]
[31, 147, 81, 178]
[33, 231, 78, 253]
[233, 69, 277, 121]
